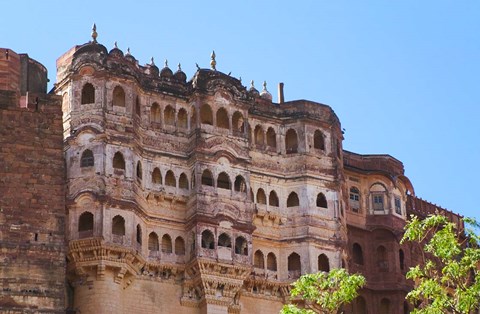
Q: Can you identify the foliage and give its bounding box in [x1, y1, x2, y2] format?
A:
[401, 214, 480, 314]
[280, 268, 366, 314]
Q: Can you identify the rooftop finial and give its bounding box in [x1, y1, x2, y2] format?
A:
[178, 63, 182, 71]
[151, 57, 155, 66]
[126, 47, 131, 55]
[195, 63, 200, 71]
[263, 81, 267, 91]
[210, 50, 216, 71]
[114, 41, 118, 49]
[239, 77, 242, 83]
[164, 59, 169, 68]
[91, 23, 98, 43]
[250, 80, 255, 88]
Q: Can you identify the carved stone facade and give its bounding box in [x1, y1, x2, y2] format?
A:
[54, 38, 346, 314]
[0, 36, 463, 314]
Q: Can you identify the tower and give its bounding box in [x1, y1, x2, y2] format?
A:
[55, 29, 346, 314]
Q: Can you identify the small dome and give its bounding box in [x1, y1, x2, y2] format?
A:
[249, 80, 259, 97]
[147, 58, 159, 76]
[160, 60, 173, 78]
[124, 48, 136, 62]
[173, 63, 187, 82]
[260, 81, 272, 101]
[109, 41, 124, 57]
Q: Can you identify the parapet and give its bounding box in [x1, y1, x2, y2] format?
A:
[343, 150, 405, 177]
[0, 48, 48, 108]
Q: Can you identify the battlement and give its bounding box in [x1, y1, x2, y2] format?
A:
[407, 195, 463, 228]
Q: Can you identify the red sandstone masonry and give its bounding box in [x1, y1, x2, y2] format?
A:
[0, 101, 66, 313]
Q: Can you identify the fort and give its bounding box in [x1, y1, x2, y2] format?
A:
[0, 28, 462, 314]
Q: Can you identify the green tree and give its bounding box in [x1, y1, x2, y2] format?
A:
[401, 214, 480, 314]
[280, 268, 366, 314]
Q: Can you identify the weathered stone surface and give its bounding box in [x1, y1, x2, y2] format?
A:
[0, 58, 65, 312]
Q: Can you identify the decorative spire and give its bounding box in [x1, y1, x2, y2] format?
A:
[91, 23, 98, 43]
[164, 59, 169, 68]
[114, 41, 118, 49]
[210, 50, 216, 71]
[263, 81, 268, 91]
[150, 57, 155, 66]
[250, 80, 255, 88]
[126, 47, 131, 55]
[178, 63, 182, 71]
[195, 63, 200, 71]
[239, 77, 242, 83]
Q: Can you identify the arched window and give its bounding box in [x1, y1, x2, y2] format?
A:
[355, 296, 367, 314]
[148, 232, 159, 251]
[191, 171, 196, 189]
[353, 243, 364, 265]
[161, 234, 172, 253]
[399, 249, 405, 271]
[288, 252, 301, 278]
[112, 215, 125, 236]
[314, 130, 325, 150]
[190, 106, 197, 129]
[256, 189, 266, 205]
[218, 233, 232, 248]
[112, 86, 125, 107]
[371, 183, 387, 211]
[269, 191, 279, 207]
[380, 298, 390, 313]
[136, 161, 142, 180]
[377, 245, 388, 271]
[178, 108, 188, 129]
[80, 149, 94, 167]
[200, 104, 213, 125]
[164, 105, 175, 126]
[217, 172, 230, 190]
[235, 236, 248, 255]
[318, 254, 330, 272]
[81, 83, 95, 104]
[216, 107, 229, 129]
[287, 192, 299, 207]
[78, 211, 94, 232]
[254, 250, 264, 269]
[267, 253, 277, 271]
[151, 102, 161, 123]
[254, 125, 264, 146]
[152, 168, 162, 184]
[201, 169, 214, 186]
[201, 230, 215, 249]
[266, 127, 276, 148]
[234, 175, 246, 193]
[135, 96, 140, 116]
[175, 236, 185, 255]
[179, 173, 189, 190]
[285, 129, 298, 154]
[165, 170, 176, 187]
[316, 193, 327, 208]
[113, 152, 125, 170]
[349, 187, 360, 212]
[232, 111, 244, 134]
[136, 224, 142, 244]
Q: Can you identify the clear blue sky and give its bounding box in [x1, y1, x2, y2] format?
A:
[2, 1, 479, 219]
